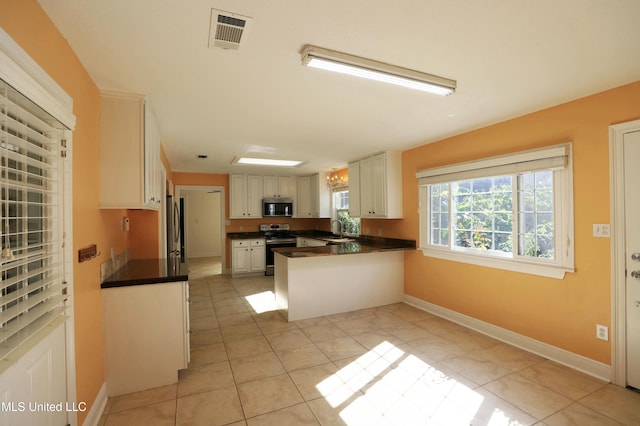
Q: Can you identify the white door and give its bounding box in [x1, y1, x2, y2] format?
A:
[624, 130, 640, 389]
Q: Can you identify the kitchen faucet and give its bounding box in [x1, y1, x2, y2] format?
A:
[331, 219, 344, 237]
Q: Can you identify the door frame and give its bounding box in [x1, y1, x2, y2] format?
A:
[609, 119, 640, 386]
[175, 185, 227, 272]
[0, 27, 77, 425]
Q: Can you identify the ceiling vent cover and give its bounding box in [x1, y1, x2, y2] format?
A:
[209, 9, 253, 50]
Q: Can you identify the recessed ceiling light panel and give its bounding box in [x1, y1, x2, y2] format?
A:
[232, 156, 305, 167]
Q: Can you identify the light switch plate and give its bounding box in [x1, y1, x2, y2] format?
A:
[593, 224, 610, 238]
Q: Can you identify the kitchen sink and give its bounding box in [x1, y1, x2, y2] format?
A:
[321, 237, 356, 243]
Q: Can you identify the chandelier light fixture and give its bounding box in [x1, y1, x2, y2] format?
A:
[326, 168, 348, 189]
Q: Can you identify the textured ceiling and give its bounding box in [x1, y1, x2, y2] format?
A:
[37, 0, 640, 176]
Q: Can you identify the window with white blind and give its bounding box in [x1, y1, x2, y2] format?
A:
[0, 79, 68, 361]
[417, 143, 574, 279]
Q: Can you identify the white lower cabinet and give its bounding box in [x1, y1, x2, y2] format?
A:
[102, 281, 190, 397]
[232, 239, 266, 276]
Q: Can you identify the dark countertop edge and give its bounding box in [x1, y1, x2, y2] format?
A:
[273, 239, 416, 258]
[101, 259, 189, 289]
[101, 275, 189, 289]
[227, 232, 263, 239]
[226, 230, 415, 246]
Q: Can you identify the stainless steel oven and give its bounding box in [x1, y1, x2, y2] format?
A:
[260, 224, 296, 275]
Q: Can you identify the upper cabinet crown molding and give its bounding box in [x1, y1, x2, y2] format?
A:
[99, 92, 161, 210]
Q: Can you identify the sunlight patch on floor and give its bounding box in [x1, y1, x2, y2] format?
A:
[316, 341, 525, 425]
[244, 291, 278, 314]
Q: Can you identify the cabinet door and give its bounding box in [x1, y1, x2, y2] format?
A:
[232, 244, 251, 273]
[182, 282, 190, 364]
[100, 94, 145, 208]
[263, 176, 278, 198]
[143, 102, 161, 210]
[310, 174, 320, 217]
[278, 176, 296, 198]
[250, 244, 266, 272]
[230, 175, 248, 218]
[296, 176, 311, 217]
[371, 153, 387, 217]
[360, 157, 375, 216]
[313, 173, 331, 218]
[348, 161, 361, 217]
[246, 175, 263, 217]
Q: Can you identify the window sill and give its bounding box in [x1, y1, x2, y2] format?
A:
[419, 247, 573, 279]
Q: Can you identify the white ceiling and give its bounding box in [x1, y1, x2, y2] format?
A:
[37, 0, 640, 176]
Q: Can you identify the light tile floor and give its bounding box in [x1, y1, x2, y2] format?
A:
[99, 273, 640, 425]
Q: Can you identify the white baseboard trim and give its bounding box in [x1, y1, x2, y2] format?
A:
[82, 382, 107, 426]
[404, 295, 611, 382]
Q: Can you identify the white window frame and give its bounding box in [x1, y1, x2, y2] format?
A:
[331, 188, 360, 236]
[417, 143, 574, 279]
[0, 27, 77, 425]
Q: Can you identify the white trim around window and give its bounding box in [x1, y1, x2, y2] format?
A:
[417, 143, 575, 279]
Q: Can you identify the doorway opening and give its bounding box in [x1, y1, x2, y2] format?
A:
[175, 185, 226, 279]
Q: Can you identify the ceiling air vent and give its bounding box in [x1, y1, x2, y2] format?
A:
[208, 9, 253, 50]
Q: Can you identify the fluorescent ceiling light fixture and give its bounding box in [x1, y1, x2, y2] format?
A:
[233, 157, 304, 167]
[301, 45, 456, 96]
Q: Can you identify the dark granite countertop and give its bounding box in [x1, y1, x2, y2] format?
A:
[226, 230, 336, 240]
[227, 232, 263, 239]
[273, 235, 416, 258]
[101, 258, 189, 288]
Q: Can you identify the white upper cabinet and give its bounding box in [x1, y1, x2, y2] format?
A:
[100, 92, 161, 210]
[263, 175, 296, 198]
[230, 174, 263, 218]
[350, 151, 403, 218]
[297, 173, 330, 218]
[348, 161, 361, 218]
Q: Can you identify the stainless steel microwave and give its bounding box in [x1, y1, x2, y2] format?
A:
[262, 198, 293, 217]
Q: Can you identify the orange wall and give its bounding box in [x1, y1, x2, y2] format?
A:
[0, 1, 130, 423]
[399, 81, 640, 364]
[128, 210, 160, 259]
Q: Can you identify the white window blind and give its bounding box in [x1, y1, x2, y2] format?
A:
[0, 79, 67, 361]
[417, 143, 570, 185]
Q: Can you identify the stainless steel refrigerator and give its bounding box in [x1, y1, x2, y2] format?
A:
[166, 195, 185, 262]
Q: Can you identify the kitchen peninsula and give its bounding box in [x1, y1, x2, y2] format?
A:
[274, 237, 415, 321]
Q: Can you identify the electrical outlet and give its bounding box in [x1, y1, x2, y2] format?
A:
[596, 324, 608, 341]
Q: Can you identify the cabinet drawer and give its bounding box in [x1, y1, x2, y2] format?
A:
[233, 239, 265, 248]
[233, 240, 250, 248]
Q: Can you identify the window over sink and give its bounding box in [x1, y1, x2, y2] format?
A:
[332, 190, 360, 236]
